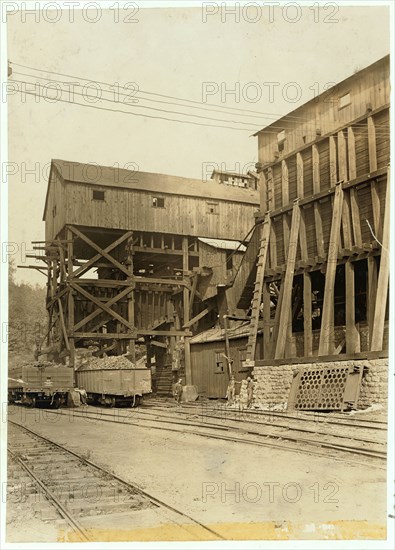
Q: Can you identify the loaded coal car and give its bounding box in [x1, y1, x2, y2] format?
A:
[76, 355, 152, 407]
[8, 377, 24, 404]
[10, 362, 74, 408]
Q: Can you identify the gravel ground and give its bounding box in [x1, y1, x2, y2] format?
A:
[6, 404, 387, 542]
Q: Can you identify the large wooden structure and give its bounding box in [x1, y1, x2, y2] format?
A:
[39, 161, 259, 391]
[239, 55, 390, 364]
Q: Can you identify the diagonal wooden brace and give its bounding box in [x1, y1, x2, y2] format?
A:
[69, 227, 132, 278]
[73, 285, 134, 331]
[71, 282, 135, 332]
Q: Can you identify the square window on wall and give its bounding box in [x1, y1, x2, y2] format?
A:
[152, 196, 165, 208]
[207, 202, 219, 215]
[214, 351, 224, 373]
[339, 92, 351, 109]
[92, 190, 105, 201]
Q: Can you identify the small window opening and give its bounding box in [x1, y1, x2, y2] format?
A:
[339, 92, 351, 109]
[215, 351, 224, 373]
[152, 197, 165, 208]
[92, 190, 105, 201]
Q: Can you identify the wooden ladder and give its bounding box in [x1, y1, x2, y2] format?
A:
[245, 213, 271, 365]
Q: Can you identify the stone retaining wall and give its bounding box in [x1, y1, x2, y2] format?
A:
[252, 358, 388, 410]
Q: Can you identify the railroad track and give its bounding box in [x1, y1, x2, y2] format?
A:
[133, 402, 386, 445]
[22, 404, 387, 469]
[145, 399, 388, 431]
[7, 420, 225, 542]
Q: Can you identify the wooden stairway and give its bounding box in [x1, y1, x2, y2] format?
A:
[155, 364, 173, 396]
[225, 222, 262, 313]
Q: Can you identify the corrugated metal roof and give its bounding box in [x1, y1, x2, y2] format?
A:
[190, 322, 253, 344]
[198, 237, 247, 252]
[51, 159, 260, 205]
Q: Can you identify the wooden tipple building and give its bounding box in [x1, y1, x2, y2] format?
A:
[189, 55, 390, 406]
[40, 161, 259, 392]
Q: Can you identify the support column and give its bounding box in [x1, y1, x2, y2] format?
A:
[66, 228, 75, 368]
[303, 273, 313, 357]
[345, 261, 360, 354]
[126, 233, 136, 362]
[182, 237, 192, 384]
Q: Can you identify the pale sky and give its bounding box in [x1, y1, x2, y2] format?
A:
[5, 2, 391, 284]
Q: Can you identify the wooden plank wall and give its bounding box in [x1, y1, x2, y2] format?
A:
[261, 107, 389, 276]
[259, 107, 389, 359]
[47, 185, 258, 242]
[257, 57, 389, 164]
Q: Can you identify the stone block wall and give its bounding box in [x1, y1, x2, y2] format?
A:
[252, 358, 388, 410]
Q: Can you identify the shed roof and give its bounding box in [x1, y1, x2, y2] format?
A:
[190, 321, 260, 344]
[198, 237, 247, 252]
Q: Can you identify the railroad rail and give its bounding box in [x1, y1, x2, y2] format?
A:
[7, 420, 225, 542]
[16, 404, 387, 470]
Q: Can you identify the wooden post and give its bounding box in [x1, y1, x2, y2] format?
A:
[182, 237, 192, 384]
[67, 228, 75, 368]
[274, 200, 301, 359]
[223, 315, 232, 378]
[345, 261, 360, 354]
[318, 183, 343, 356]
[368, 116, 382, 241]
[281, 160, 290, 254]
[303, 273, 313, 357]
[371, 168, 390, 351]
[367, 256, 378, 348]
[262, 282, 271, 359]
[329, 136, 337, 186]
[312, 145, 324, 258]
[126, 233, 136, 362]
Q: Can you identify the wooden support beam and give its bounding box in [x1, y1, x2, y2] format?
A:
[297, 152, 308, 262]
[189, 274, 199, 318]
[318, 183, 343, 356]
[69, 228, 132, 278]
[151, 340, 168, 349]
[367, 116, 377, 171]
[312, 145, 324, 257]
[73, 332, 136, 340]
[126, 234, 136, 361]
[347, 136, 362, 249]
[345, 261, 360, 354]
[281, 160, 290, 253]
[183, 305, 214, 328]
[73, 286, 132, 331]
[267, 167, 274, 210]
[347, 126, 357, 179]
[262, 283, 271, 359]
[259, 169, 267, 212]
[329, 136, 337, 186]
[350, 189, 362, 248]
[71, 282, 135, 331]
[57, 298, 70, 351]
[341, 193, 353, 250]
[337, 130, 348, 182]
[183, 237, 192, 384]
[138, 329, 192, 337]
[367, 256, 378, 348]
[303, 273, 312, 357]
[367, 116, 382, 242]
[133, 246, 199, 257]
[67, 228, 75, 367]
[274, 200, 301, 359]
[135, 276, 186, 286]
[371, 168, 390, 351]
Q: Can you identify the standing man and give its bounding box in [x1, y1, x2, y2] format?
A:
[173, 378, 183, 404]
